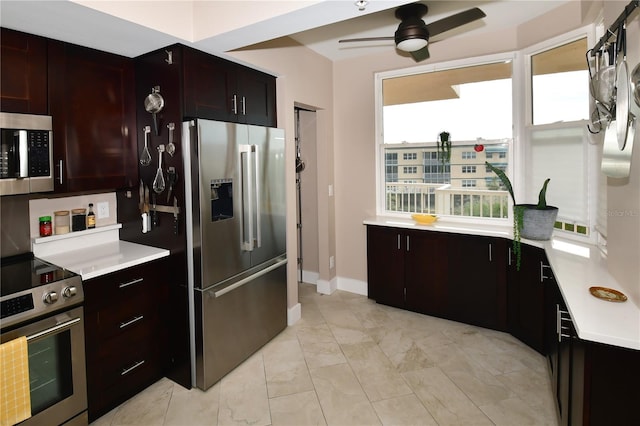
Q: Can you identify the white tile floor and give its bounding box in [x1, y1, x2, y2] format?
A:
[91, 283, 558, 426]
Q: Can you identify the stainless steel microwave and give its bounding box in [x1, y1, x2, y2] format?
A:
[0, 112, 53, 196]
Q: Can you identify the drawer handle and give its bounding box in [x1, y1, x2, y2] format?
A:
[121, 360, 145, 376]
[119, 278, 144, 289]
[119, 315, 144, 329]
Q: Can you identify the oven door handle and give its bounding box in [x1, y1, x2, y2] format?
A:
[26, 316, 81, 342]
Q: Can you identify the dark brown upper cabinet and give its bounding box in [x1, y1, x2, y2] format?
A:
[140, 44, 277, 127]
[48, 40, 137, 192]
[0, 28, 48, 114]
[182, 46, 276, 126]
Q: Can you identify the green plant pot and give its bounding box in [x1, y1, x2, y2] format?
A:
[518, 204, 559, 240]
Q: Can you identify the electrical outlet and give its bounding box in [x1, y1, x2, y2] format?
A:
[329, 255, 335, 269]
[97, 202, 109, 219]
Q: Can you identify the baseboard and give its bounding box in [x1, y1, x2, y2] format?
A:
[287, 302, 301, 326]
[337, 276, 368, 296]
[301, 270, 319, 285]
[300, 274, 368, 297]
[317, 277, 337, 295]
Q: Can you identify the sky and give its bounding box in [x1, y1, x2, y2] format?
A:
[383, 71, 588, 145]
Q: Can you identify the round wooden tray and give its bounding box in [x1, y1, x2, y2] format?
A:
[589, 286, 628, 302]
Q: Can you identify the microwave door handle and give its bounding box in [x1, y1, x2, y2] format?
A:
[14, 130, 29, 178]
[240, 145, 254, 252]
[252, 144, 261, 249]
[58, 160, 63, 185]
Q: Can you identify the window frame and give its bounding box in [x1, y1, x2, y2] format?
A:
[520, 25, 598, 244]
[374, 26, 599, 241]
[374, 52, 517, 224]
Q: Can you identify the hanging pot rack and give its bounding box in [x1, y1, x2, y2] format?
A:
[590, 0, 638, 56]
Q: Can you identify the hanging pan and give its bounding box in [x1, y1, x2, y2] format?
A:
[615, 24, 631, 151]
[632, 62, 640, 110]
[144, 86, 165, 136]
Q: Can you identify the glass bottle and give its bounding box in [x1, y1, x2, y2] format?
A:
[87, 203, 96, 229]
[39, 216, 52, 237]
[54, 210, 70, 234]
[71, 208, 86, 231]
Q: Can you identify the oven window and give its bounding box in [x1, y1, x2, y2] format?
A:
[28, 330, 73, 414]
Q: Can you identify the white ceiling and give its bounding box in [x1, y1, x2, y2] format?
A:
[0, 1, 569, 62]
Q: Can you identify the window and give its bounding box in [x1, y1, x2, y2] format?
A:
[531, 38, 589, 125]
[403, 153, 417, 160]
[462, 151, 477, 160]
[527, 34, 593, 238]
[379, 59, 512, 218]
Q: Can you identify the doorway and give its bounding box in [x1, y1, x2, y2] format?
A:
[294, 107, 319, 284]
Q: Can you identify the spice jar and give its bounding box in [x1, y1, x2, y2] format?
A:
[71, 208, 86, 232]
[39, 216, 52, 237]
[54, 210, 70, 234]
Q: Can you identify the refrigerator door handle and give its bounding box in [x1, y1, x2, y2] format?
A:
[253, 144, 262, 249]
[212, 258, 287, 298]
[240, 144, 254, 251]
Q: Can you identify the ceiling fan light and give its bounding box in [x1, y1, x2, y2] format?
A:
[396, 38, 428, 52]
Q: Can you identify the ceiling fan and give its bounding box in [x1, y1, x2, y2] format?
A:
[339, 2, 486, 62]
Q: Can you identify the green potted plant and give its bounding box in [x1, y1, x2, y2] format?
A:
[486, 162, 558, 270]
[438, 131, 451, 166]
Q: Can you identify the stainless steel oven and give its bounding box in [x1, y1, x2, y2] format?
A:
[1, 254, 87, 426]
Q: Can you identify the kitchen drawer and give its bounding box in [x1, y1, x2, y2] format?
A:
[87, 343, 163, 420]
[94, 330, 163, 388]
[84, 299, 160, 345]
[83, 260, 164, 311]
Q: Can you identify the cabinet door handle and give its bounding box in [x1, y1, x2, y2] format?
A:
[232, 95, 238, 114]
[406, 235, 410, 252]
[119, 315, 144, 329]
[397, 234, 401, 250]
[241, 96, 246, 115]
[119, 278, 144, 289]
[540, 262, 552, 282]
[556, 304, 572, 342]
[488, 243, 492, 262]
[121, 360, 145, 376]
[508, 247, 512, 266]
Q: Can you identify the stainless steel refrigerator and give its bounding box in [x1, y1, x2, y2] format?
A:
[182, 119, 287, 390]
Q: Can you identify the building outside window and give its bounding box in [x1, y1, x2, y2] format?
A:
[462, 165, 477, 174]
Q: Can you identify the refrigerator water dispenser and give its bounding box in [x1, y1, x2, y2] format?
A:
[211, 179, 233, 221]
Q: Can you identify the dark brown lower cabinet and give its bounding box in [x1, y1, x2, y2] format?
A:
[84, 260, 169, 421]
[366, 225, 506, 329]
[546, 281, 640, 426]
[447, 234, 507, 331]
[366, 225, 448, 315]
[508, 244, 550, 354]
[570, 340, 640, 426]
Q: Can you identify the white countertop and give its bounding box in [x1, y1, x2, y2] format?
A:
[32, 225, 170, 280]
[365, 216, 640, 350]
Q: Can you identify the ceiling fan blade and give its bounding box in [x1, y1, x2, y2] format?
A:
[425, 7, 486, 38]
[410, 45, 430, 62]
[339, 36, 394, 43]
